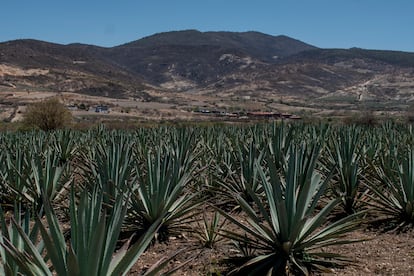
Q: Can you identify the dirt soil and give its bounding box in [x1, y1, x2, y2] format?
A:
[1, 90, 401, 124]
[129, 220, 414, 276]
[325, 230, 414, 275]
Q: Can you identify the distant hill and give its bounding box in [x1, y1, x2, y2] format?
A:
[115, 30, 316, 62]
[105, 30, 317, 88]
[0, 39, 149, 99]
[286, 47, 414, 68]
[1, 30, 414, 111]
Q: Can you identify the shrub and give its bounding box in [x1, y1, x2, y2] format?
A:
[23, 97, 72, 131]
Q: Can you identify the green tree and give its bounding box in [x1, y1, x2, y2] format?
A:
[23, 98, 72, 131]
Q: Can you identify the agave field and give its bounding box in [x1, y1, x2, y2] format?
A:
[0, 122, 414, 275]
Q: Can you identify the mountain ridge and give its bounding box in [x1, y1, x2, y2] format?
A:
[1, 30, 414, 114]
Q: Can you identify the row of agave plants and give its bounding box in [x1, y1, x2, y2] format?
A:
[0, 122, 414, 275]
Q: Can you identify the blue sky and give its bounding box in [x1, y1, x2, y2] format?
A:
[1, 0, 413, 52]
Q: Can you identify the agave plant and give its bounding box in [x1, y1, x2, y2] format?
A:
[0, 145, 69, 213]
[192, 210, 227, 249]
[71, 131, 137, 219]
[321, 126, 368, 216]
[51, 129, 80, 166]
[90, 134, 136, 203]
[127, 144, 200, 242]
[216, 137, 265, 204]
[367, 146, 414, 229]
[267, 121, 295, 173]
[0, 204, 45, 275]
[0, 146, 32, 208]
[220, 144, 362, 275]
[200, 128, 234, 201]
[0, 183, 160, 276]
[168, 127, 199, 173]
[29, 147, 72, 211]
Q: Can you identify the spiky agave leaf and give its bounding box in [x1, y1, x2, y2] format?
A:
[321, 126, 368, 216]
[0, 214, 51, 276]
[220, 143, 362, 275]
[215, 137, 265, 205]
[88, 134, 136, 205]
[0, 182, 161, 276]
[0, 147, 32, 207]
[190, 210, 227, 249]
[367, 146, 414, 229]
[0, 204, 46, 276]
[127, 145, 201, 241]
[66, 184, 162, 276]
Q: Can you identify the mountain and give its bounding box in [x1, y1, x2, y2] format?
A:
[105, 30, 317, 89]
[1, 30, 414, 114]
[0, 39, 150, 99]
[113, 30, 316, 63]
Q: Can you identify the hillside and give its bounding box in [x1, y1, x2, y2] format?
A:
[1, 30, 414, 119]
[0, 39, 150, 99]
[104, 30, 317, 89]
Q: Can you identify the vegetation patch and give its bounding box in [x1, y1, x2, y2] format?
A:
[0, 122, 414, 275]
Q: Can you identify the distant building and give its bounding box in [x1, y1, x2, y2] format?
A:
[247, 112, 280, 118]
[66, 105, 78, 111]
[95, 105, 109, 113]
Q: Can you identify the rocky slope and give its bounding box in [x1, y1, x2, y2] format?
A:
[1, 30, 414, 112]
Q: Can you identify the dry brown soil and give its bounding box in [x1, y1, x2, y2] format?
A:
[129, 220, 414, 276]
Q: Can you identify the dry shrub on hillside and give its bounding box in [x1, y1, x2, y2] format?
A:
[23, 97, 72, 131]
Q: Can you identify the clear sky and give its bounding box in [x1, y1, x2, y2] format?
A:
[1, 0, 413, 52]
